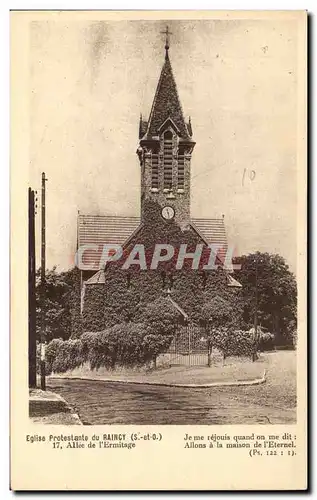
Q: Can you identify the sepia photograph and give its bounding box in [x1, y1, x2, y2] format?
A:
[26, 15, 301, 427]
[8, 8, 308, 491]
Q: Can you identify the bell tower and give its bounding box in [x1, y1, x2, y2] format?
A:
[137, 27, 195, 229]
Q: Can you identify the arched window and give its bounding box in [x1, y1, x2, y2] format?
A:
[163, 130, 173, 190]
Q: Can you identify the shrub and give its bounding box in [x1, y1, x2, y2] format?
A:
[52, 339, 84, 373]
[46, 338, 64, 373]
[80, 332, 99, 369]
[258, 331, 275, 351]
[45, 293, 251, 372]
[84, 323, 147, 369]
[210, 327, 255, 359]
[85, 323, 147, 370]
[42, 301, 180, 374]
[279, 319, 297, 348]
[113, 323, 147, 367]
[82, 321, 172, 370]
[36, 340, 64, 375]
[139, 297, 179, 363]
[200, 296, 233, 327]
[139, 297, 179, 334]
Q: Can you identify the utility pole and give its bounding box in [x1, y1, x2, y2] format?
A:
[40, 172, 47, 390]
[254, 257, 258, 340]
[28, 188, 36, 387]
[252, 256, 259, 362]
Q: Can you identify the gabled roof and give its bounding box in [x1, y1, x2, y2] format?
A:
[77, 214, 141, 271]
[77, 214, 228, 271]
[85, 269, 105, 285]
[226, 274, 242, 288]
[191, 218, 228, 263]
[144, 54, 191, 140]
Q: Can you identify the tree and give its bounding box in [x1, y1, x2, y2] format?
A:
[200, 296, 234, 365]
[36, 266, 74, 341]
[233, 252, 297, 345]
[201, 296, 233, 327]
[139, 297, 181, 367]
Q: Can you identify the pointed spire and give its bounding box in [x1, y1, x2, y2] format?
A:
[145, 48, 190, 140]
[139, 113, 143, 138]
[139, 113, 148, 139]
[187, 116, 193, 137]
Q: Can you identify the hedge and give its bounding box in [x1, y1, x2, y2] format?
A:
[209, 327, 256, 359]
[45, 323, 172, 374]
[51, 339, 84, 373]
[45, 297, 179, 373]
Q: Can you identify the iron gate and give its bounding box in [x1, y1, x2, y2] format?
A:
[164, 324, 210, 366]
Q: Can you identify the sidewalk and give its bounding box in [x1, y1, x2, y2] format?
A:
[51, 356, 267, 388]
[29, 388, 82, 424]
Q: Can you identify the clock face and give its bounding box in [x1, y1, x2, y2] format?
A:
[161, 206, 175, 220]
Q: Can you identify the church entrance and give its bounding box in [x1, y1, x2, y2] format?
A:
[163, 324, 211, 366]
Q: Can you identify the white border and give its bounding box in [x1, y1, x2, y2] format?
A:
[4, 1, 313, 498]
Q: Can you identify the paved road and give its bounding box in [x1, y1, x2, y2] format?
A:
[48, 352, 296, 425]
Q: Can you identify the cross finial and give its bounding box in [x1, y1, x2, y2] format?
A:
[161, 25, 172, 58]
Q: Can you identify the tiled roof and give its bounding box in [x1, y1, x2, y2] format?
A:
[77, 214, 228, 271]
[77, 214, 141, 271]
[191, 218, 228, 263]
[144, 54, 190, 140]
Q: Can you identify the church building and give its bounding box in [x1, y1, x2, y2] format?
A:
[76, 28, 241, 333]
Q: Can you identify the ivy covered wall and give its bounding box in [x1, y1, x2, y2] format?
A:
[77, 200, 243, 335]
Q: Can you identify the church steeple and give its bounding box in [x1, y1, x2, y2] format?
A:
[137, 29, 195, 228]
[141, 28, 192, 141]
[145, 52, 192, 141]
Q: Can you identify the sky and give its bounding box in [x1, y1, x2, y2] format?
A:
[29, 17, 299, 272]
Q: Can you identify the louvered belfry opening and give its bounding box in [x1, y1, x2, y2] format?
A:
[178, 149, 185, 190]
[151, 149, 159, 189]
[138, 37, 196, 225]
[163, 130, 173, 190]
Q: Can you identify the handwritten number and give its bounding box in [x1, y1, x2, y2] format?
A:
[242, 168, 246, 186]
[242, 168, 256, 186]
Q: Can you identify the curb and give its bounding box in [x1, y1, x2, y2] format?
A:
[29, 393, 83, 424]
[50, 370, 267, 389]
[68, 411, 83, 425]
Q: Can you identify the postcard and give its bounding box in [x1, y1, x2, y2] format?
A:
[11, 10, 307, 490]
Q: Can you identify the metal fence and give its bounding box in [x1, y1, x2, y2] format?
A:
[164, 324, 210, 366]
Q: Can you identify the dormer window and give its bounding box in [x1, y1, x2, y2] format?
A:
[163, 130, 173, 190]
